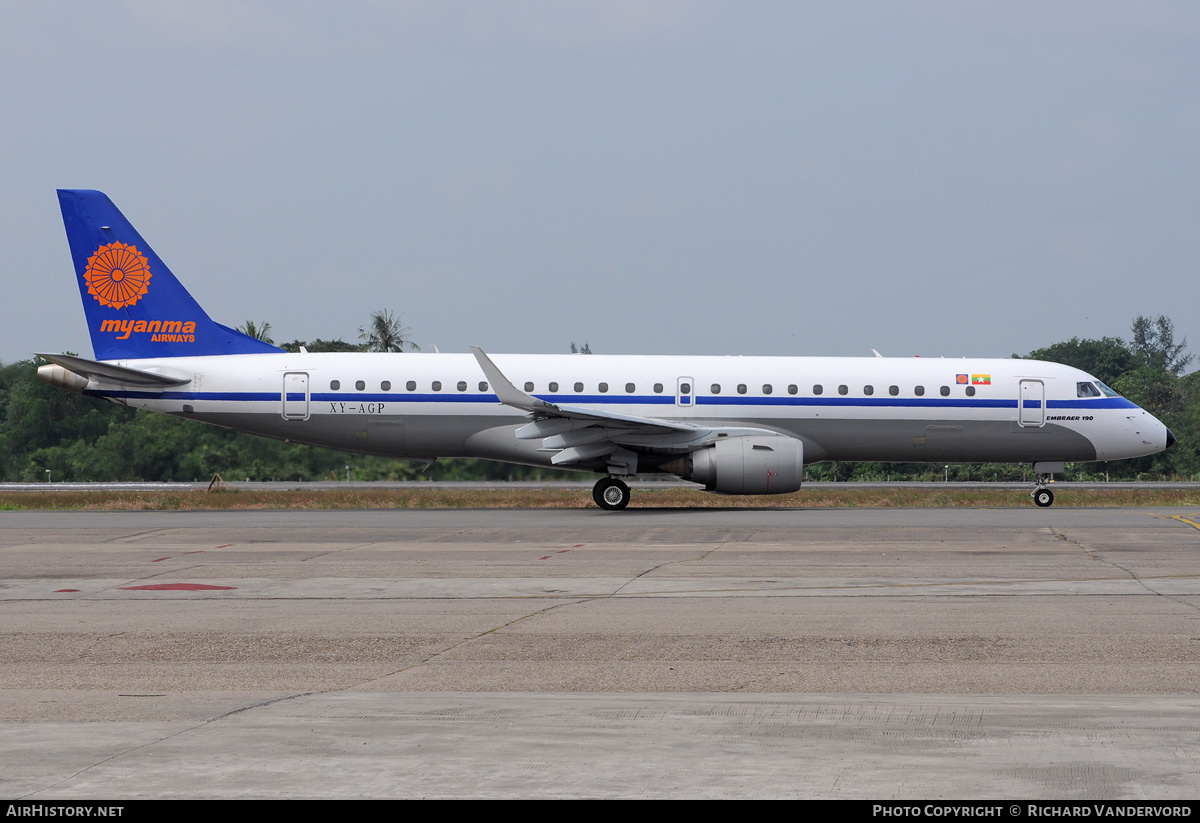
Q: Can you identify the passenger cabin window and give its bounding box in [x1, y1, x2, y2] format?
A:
[914, 386, 925, 396]
[432, 381, 442, 391]
[711, 384, 722, 394]
[737, 384, 747, 395]
[479, 382, 488, 392]
[457, 381, 467, 392]
[355, 380, 365, 391]
[680, 382, 691, 394]
[965, 386, 976, 397]
[654, 383, 664, 393]
[838, 385, 848, 396]
[788, 385, 798, 395]
[1077, 382, 1102, 398]
[524, 382, 534, 392]
[549, 382, 559, 392]
[406, 381, 416, 391]
[330, 380, 340, 390]
[940, 386, 950, 396]
[625, 383, 635, 393]
[863, 385, 874, 396]
[889, 385, 899, 396]
[574, 382, 584, 392]
[381, 381, 391, 391]
[762, 384, 773, 395]
[813, 385, 823, 395]
[598, 382, 609, 393]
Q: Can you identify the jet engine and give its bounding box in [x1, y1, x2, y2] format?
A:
[665, 435, 803, 495]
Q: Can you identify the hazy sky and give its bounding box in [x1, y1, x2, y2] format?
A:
[3, 1, 1197, 363]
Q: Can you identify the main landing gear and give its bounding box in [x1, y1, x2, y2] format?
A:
[1031, 474, 1054, 508]
[593, 477, 631, 511]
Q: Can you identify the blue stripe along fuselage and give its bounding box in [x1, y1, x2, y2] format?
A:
[87, 389, 1140, 411]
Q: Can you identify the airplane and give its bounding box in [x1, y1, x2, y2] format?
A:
[38, 190, 1175, 510]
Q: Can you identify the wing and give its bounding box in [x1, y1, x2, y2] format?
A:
[471, 347, 777, 470]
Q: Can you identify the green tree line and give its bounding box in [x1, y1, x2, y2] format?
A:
[2, 310, 570, 483]
[808, 315, 1199, 482]
[0, 359, 578, 483]
[1, 315, 1195, 483]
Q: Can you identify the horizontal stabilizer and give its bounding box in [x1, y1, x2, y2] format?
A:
[36, 353, 191, 387]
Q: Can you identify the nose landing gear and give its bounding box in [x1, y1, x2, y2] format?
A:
[1031, 474, 1055, 508]
[1029, 462, 1063, 508]
[593, 477, 631, 510]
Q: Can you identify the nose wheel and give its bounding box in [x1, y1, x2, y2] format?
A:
[593, 477, 631, 510]
[1031, 474, 1054, 508]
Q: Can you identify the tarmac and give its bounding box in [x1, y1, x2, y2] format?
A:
[1, 506, 1198, 798]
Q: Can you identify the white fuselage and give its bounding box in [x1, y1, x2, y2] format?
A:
[88, 352, 1171, 472]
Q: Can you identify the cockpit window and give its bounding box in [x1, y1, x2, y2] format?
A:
[1096, 381, 1122, 398]
[1077, 382, 1102, 398]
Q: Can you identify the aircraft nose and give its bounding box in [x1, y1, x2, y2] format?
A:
[1166, 428, 1176, 449]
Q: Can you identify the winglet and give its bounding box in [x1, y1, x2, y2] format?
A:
[470, 346, 557, 414]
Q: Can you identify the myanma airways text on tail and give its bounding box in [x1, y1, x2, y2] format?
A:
[39, 190, 1174, 509]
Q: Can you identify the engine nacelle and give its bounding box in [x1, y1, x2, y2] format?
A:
[683, 435, 803, 495]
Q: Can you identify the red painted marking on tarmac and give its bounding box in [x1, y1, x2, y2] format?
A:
[153, 551, 204, 561]
[539, 550, 573, 560]
[55, 589, 80, 593]
[211, 546, 230, 550]
[572, 544, 584, 547]
[119, 583, 236, 591]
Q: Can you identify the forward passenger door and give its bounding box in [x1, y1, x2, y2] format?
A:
[1018, 380, 1045, 428]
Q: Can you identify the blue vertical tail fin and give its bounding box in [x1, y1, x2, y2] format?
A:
[58, 189, 282, 360]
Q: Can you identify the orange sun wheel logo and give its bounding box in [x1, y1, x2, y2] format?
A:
[84, 242, 152, 309]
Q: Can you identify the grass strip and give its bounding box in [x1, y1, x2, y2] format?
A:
[2, 486, 1200, 511]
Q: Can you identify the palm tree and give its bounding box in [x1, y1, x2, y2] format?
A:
[359, 309, 419, 353]
[237, 320, 274, 345]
